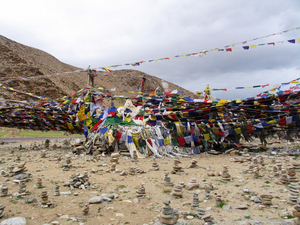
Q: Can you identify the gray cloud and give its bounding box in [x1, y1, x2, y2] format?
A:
[1, 0, 300, 100]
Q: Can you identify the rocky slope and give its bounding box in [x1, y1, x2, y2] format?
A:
[0, 35, 194, 102]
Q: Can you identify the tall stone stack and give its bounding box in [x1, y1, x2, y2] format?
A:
[136, 184, 146, 199]
[221, 165, 231, 182]
[128, 166, 136, 175]
[187, 159, 199, 168]
[273, 166, 280, 177]
[171, 159, 185, 174]
[287, 166, 298, 182]
[191, 192, 200, 209]
[41, 190, 49, 205]
[186, 178, 199, 190]
[36, 177, 43, 188]
[110, 153, 120, 164]
[54, 185, 60, 196]
[253, 167, 259, 179]
[292, 203, 300, 220]
[158, 200, 179, 225]
[260, 194, 273, 206]
[18, 181, 29, 195]
[288, 183, 299, 204]
[293, 163, 300, 172]
[11, 161, 31, 182]
[150, 158, 159, 171]
[163, 173, 174, 186]
[0, 183, 8, 197]
[0, 204, 5, 218]
[279, 169, 289, 184]
[171, 183, 183, 198]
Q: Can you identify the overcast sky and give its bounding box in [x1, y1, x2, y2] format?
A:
[1, 0, 300, 100]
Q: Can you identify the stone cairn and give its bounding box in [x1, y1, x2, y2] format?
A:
[136, 183, 146, 199]
[201, 214, 214, 224]
[293, 203, 300, 220]
[0, 183, 8, 197]
[277, 163, 283, 171]
[64, 172, 90, 189]
[187, 159, 199, 168]
[108, 163, 117, 173]
[215, 194, 222, 205]
[18, 180, 29, 195]
[131, 151, 138, 162]
[196, 208, 206, 219]
[259, 156, 265, 166]
[186, 178, 199, 190]
[41, 190, 49, 204]
[204, 189, 212, 200]
[158, 199, 179, 225]
[10, 161, 31, 182]
[44, 139, 50, 148]
[150, 158, 159, 171]
[260, 194, 273, 206]
[253, 167, 259, 179]
[83, 203, 89, 215]
[0, 204, 5, 219]
[163, 173, 174, 186]
[72, 139, 85, 155]
[63, 156, 72, 171]
[171, 183, 183, 198]
[40, 150, 47, 158]
[41, 190, 53, 207]
[273, 165, 280, 177]
[288, 166, 298, 182]
[221, 165, 231, 182]
[279, 169, 289, 184]
[191, 192, 200, 209]
[36, 177, 44, 188]
[110, 153, 120, 164]
[288, 183, 299, 204]
[128, 166, 136, 175]
[293, 163, 300, 172]
[54, 185, 60, 196]
[171, 158, 185, 174]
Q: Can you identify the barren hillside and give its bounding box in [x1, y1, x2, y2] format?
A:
[0, 35, 194, 102]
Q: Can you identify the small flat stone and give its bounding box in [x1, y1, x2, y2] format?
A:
[222, 205, 231, 210]
[88, 196, 103, 204]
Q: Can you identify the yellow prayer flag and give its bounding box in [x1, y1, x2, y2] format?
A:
[125, 117, 131, 123]
[297, 38, 300, 43]
[234, 128, 241, 135]
[77, 104, 86, 121]
[203, 133, 210, 141]
[164, 138, 171, 145]
[180, 55, 186, 57]
[250, 45, 257, 48]
[290, 81, 299, 83]
[67, 122, 74, 130]
[270, 88, 276, 91]
[245, 86, 253, 89]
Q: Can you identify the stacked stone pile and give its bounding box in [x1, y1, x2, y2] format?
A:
[260, 194, 273, 206]
[0, 204, 5, 218]
[64, 171, 90, 189]
[158, 200, 179, 225]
